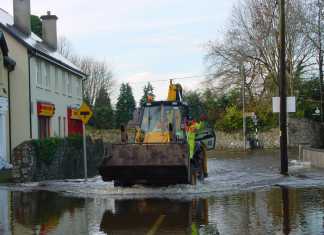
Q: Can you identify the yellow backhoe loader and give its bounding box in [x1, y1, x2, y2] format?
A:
[98, 80, 215, 186]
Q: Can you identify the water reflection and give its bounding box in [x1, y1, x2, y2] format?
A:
[1, 187, 324, 234]
[100, 199, 210, 234]
[281, 186, 290, 235]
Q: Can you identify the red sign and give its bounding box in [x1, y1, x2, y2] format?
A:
[67, 108, 83, 135]
[37, 103, 55, 117]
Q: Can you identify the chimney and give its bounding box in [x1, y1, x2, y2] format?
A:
[13, 0, 31, 35]
[40, 11, 58, 50]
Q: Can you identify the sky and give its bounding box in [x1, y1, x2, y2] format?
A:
[1, 0, 238, 104]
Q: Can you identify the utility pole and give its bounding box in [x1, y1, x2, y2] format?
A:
[318, 0, 323, 122]
[279, 0, 288, 175]
[241, 63, 246, 151]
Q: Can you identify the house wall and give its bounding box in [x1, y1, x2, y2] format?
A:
[2, 30, 30, 151]
[0, 48, 10, 162]
[29, 56, 82, 139]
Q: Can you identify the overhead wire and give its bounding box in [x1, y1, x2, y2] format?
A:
[125, 73, 215, 84]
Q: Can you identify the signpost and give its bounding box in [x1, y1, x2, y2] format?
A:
[272, 97, 296, 145]
[77, 102, 93, 182]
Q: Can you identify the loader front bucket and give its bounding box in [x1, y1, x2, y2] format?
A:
[98, 143, 190, 185]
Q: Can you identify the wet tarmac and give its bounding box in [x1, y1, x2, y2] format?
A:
[1, 150, 324, 234]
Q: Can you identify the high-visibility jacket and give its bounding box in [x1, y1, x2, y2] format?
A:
[186, 121, 203, 159]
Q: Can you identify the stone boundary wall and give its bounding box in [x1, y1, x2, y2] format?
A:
[87, 128, 135, 143]
[303, 147, 324, 168]
[216, 128, 280, 150]
[87, 118, 323, 150]
[288, 118, 324, 147]
[216, 118, 323, 150]
[12, 138, 104, 183]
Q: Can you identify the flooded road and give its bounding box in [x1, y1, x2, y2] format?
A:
[1, 150, 324, 234]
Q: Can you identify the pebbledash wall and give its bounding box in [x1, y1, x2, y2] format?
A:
[216, 118, 324, 150]
[11, 137, 104, 183]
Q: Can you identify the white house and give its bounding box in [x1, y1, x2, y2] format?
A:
[0, 0, 85, 163]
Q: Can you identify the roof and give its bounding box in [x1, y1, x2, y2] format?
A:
[0, 8, 85, 77]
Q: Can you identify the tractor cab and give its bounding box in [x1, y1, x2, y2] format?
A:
[139, 101, 188, 144]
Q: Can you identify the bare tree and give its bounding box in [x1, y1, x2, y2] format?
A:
[304, 0, 324, 121]
[58, 37, 114, 106]
[206, 0, 315, 101]
[76, 57, 114, 105]
[58, 36, 75, 61]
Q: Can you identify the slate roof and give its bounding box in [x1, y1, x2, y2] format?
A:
[0, 8, 85, 77]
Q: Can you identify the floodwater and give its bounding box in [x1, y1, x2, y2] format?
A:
[1, 150, 324, 235]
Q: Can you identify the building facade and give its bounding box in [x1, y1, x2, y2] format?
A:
[0, 0, 85, 163]
[0, 32, 15, 163]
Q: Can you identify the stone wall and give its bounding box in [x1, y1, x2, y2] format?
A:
[303, 147, 324, 168]
[216, 118, 323, 150]
[288, 118, 324, 148]
[12, 137, 104, 183]
[87, 118, 323, 150]
[216, 128, 280, 150]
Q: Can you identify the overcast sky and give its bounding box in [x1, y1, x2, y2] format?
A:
[1, 0, 238, 104]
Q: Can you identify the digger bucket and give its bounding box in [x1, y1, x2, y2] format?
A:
[98, 143, 190, 185]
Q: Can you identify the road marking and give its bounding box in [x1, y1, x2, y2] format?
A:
[146, 214, 166, 235]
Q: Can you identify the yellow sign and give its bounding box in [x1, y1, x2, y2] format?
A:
[77, 102, 93, 125]
[70, 108, 81, 120]
[38, 103, 55, 117]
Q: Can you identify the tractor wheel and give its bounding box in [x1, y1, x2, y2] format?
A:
[197, 152, 205, 182]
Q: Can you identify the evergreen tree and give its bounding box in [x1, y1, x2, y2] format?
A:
[31, 15, 42, 38]
[93, 87, 114, 129]
[140, 82, 155, 106]
[115, 83, 136, 127]
[96, 87, 110, 107]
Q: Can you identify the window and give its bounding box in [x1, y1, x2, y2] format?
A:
[67, 74, 72, 96]
[62, 71, 66, 95]
[45, 63, 50, 89]
[36, 60, 42, 87]
[38, 116, 50, 139]
[141, 106, 162, 132]
[54, 68, 59, 92]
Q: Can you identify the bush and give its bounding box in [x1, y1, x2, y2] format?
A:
[215, 106, 243, 132]
[32, 138, 62, 165]
[66, 135, 83, 149]
[32, 135, 83, 165]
